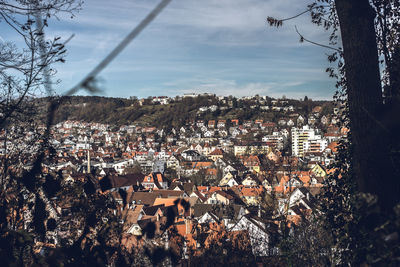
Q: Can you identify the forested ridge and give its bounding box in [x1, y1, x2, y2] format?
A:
[35, 95, 332, 128]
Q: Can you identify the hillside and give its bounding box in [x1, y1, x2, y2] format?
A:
[43, 95, 333, 129]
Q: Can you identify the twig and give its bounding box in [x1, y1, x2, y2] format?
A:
[295, 25, 342, 52]
[64, 0, 172, 96]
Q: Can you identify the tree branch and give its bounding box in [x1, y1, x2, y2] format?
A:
[295, 25, 342, 52]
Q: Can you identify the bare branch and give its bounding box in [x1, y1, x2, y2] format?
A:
[266, 3, 329, 27]
[295, 25, 342, 52]
[64, 0, 172, 96]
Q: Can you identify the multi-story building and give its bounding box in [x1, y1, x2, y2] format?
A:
[291, 125, 326, 157]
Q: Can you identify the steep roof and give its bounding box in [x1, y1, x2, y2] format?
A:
[102, 173, 144, 190]
[209, 148, 224, 156]
[130, 192, 158, 206]
[192, 204, 245, 219]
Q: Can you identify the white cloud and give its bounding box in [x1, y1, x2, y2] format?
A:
[39, 0, 337, 99]
[163, 77, 294, 97]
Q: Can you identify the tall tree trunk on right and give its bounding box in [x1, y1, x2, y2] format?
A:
[335, 0, 400, 211]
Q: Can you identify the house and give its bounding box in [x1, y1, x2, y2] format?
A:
[231, 119, 239, 126]
[191, 143, 203, 154]
[181, 150, 202, 161]
[218, 129, 228, 137]
[209, 105, 218, 112]
[206, 191, 234, 205]
[284, 187, 316, 216]
[219, 172, 239, 187]
[208, 120, 216, 128]
[166, 155, 180, 169]
[104, 173, 145, 192]
[196, 120, 205, 127]
[312, 106, 322, 114]
[267, 150, 280, 162]
[230, 128, 241, 138]
[99, 167, 118, 177]
[297, 115, 305, 125]
[124, 205, 145, 235]
[239, 186, 264, 206]
[112, 160, 131, 174]
[243, 121, 252, 128]
[284, 176, 303, 188]
[223, 164, 237, 175]
[308, 115, 317, 125]
[208, 148, 224, 161]
[193, 203, 248, 227]
[142, 172, 168, 189]
[230, 215, 278, 256]
[64, 173, 86, 183]
[241, 155, 261, 173]
[278, 119, 287, 126]
[203, 130, 214, 138]
[217, 120, 226, 128]
[152, 160, 166, 173]
[170, 182, 197, 195]
[321, 115, 330, 125]
[197, 211, 221, 224]
[262, 122, 276, 129]
[310, 163, 327, 178]
[189, 191, 207, 203]
[242, 175, 259, 187]
[234, 144, 268, 156]
[141, 204, 165, 221]
[128, 191, 188, 207]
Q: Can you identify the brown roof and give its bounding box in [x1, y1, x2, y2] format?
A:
[209, 148, 224, 156]
[104, 173, 144, 189]
[123, 204, 144, 228]
[130, 192, 158, 206]
[153, 190, 187, 198]
[216, 190, 234, 200]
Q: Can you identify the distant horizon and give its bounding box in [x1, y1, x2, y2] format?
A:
[44, 91, 333, 101]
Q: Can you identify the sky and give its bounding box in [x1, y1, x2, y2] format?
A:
[3, 0, 339, 100]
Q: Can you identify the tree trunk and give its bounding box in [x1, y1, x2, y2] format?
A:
[335, 0, 399, 211]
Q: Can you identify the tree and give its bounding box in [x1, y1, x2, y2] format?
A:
[0, 1, 127, 265]
[268, 0, 400, 217]
[0, 0, 179, 265]
[280, 216, 334, 267]
[334, 0, 400, 212]
[268, 0, 400, 265]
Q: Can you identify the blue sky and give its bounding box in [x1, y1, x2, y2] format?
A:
[4, 0, 339, 100]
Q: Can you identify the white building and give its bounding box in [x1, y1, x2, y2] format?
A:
[291, 125, 327, 157]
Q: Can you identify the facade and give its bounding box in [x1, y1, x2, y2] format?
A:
[291, 125, 326, 157]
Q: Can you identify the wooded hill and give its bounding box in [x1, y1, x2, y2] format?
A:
[38, 95, 333, 129]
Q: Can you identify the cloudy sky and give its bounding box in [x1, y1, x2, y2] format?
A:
[6, 0, 340, 99]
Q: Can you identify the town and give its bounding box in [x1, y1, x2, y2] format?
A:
[1, 93, 346, 263]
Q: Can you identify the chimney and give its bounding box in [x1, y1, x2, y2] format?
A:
[87, 149, 91, 174]
[185, 218, 190, 235]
